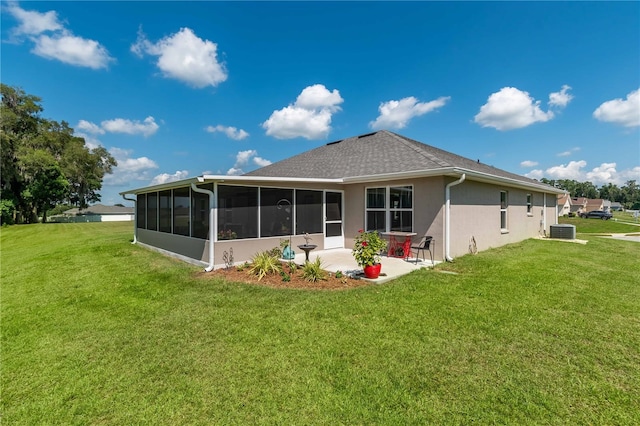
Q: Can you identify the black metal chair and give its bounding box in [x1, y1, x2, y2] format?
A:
[411, 234, 434, 265]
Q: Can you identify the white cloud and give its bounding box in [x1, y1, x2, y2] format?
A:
[6, 3, 63, 35]
[234, 150, 256, 166]
[295, 84, 344, 111]
[262, 84, 344, 140]
[545, 160, 588, 179]
[369, 96, 450, 130]
[103, 147, 159, 186]
[548, 85, 573, 108]
[525, 169, 544, 180]
[253, 156, 272, 167]
[525, 161, 640, 186]
[73, 132, 102, 150]
[225, 149, 271, 175]
[32, 32, 113, 69]
[101, 116, 159, 137]
[520, 160, 539, 168]
[226, 167, 244, 176]
[557, 147, 580, 157]
[131, 27, 227, 88]
[150, 170, 189, 185]
[474, 87, 555, 131]
[593, 88, 640, 128]
[76, 117, 159, 137]
[619, 166, 640, 182]
[76, 120, 105, 135]
[6, 3, 113, 69]
[205, 125, 249, 140]
[585, 162, 617, 183]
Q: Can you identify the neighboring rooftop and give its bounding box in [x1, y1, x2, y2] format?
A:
[245, 130, 548, 187]
[64, 204, 134, 215]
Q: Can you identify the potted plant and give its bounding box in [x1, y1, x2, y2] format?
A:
[217, 229, 238, 240]
[352, 229, 387, 278]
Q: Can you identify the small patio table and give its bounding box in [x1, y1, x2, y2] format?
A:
[382, 232, 417, 259]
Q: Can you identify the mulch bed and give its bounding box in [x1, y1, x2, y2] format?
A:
[196, 262, 373, 290]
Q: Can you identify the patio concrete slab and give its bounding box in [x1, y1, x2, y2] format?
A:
[292, 248, 439, 284]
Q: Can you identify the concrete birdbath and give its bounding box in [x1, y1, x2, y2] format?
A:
[298, 233, 316, 262]
[297, 244, 317, 262]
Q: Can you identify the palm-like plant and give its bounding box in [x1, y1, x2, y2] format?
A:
[248, 251, 282, 281]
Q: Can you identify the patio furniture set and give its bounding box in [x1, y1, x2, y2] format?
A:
[382, 231, 435, 265]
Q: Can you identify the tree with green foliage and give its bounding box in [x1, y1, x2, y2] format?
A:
[27, 164, 69, 223]
[599, 183, 623, 203]
[1, 84, 116, 223]
[621, 180, 639, 209]
[539, 177, 639, 209]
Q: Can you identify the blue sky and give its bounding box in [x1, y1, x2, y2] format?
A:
[2, 1, 639, 206]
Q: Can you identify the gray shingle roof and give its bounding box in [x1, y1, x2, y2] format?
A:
[245, 130, 544, 186]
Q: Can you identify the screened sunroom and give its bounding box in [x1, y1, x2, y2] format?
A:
[125, 176, 344, 269]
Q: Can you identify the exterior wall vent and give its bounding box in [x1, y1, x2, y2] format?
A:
[550, 224, 576, 239]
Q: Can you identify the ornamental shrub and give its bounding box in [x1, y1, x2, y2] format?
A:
[301, 257, 326, 282]
[352, 230, 387, 267]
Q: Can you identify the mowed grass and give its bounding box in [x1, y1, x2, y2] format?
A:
[559, 214, 640, 234]
[2, 222, 639, 424]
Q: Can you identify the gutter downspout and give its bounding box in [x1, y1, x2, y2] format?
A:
[543, 192, 548, 237]
[122, 195, 137, 244]
[191, 183, 215, 272]
[445, 174, 466, 262]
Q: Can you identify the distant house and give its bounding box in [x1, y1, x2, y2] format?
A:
[53, 204, 134, 222]
[557, 193, 572, 216]
[584, 199, 605, 213]
[121, 130, 563, 270]
[610, 201, 623, 211]
[571, 197, 588, 215]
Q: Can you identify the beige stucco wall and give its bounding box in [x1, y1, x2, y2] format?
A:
[448, 180, 558, 258]
[135, 178, 558, 268]
[212, 233, 324, 267]
[343, 176, 446, 260]
[138, 228, 207, 261]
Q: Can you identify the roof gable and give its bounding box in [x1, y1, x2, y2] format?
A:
[558, 193, 572, 205]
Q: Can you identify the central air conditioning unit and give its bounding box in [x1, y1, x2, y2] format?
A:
[550, 224, 576, 239]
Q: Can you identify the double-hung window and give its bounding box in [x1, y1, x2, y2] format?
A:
[500, 190, 508, 232]
[366, 186, 413, 232]
[366, 188, 386, 232]
[390, 186, 412, 232]
[526, 193, 533, 216]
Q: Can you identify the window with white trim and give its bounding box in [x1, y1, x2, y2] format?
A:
[390, 186, 412, 232]
[526, 193, 533, 215]
[500, 190, 508, 231]
[366, 186, 413, 232]
[366, 187, 386, 232]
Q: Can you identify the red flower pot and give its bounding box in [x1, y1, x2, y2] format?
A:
[363, 263, 382, 279]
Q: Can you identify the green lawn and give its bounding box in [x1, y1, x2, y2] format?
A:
[559, 214, 640, 234]
[2, 222, 639, 424]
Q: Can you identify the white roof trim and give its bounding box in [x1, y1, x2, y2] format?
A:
[121, 168, 562, 195]
[451, 168, 565, 194]
[343, 167, 564, 194]
[119, 175, 342, 195]
[200, 174, 342, 184]
[119, 177, 200, 195]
